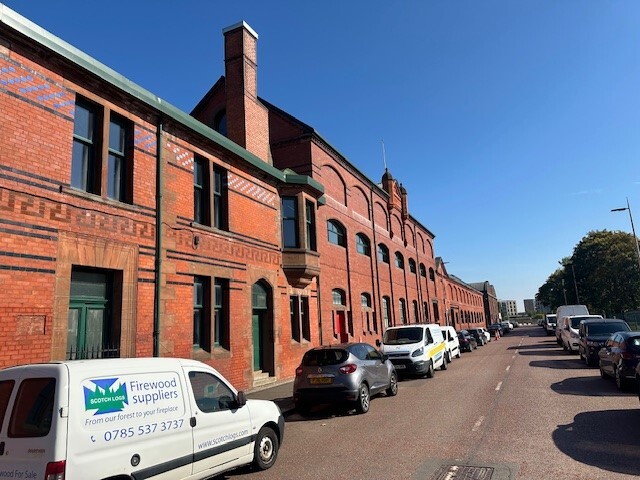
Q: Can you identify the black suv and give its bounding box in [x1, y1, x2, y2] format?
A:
[578, 318, 631, 366]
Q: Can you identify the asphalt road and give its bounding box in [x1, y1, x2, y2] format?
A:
[223, 325, 640, 480]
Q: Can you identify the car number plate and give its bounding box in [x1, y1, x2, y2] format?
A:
[394, 364, 406, 369]
[309, 377, 333, 384]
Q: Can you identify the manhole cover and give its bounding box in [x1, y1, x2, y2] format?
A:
[431, 464, 494, 480]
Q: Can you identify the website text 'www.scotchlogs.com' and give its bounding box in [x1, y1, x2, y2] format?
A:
[198, 429, 250, 450]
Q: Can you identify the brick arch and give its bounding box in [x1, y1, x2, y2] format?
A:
[390, 214, 403, 239]
[404, 224, 415, 247]
[417, 232, 425, 254]
[373, 202, 388, 231]
[425, 239, 434, 259]
[350, 185, 370, 220]
[321, 164, 347, 205]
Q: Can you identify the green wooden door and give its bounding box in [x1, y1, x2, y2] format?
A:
[252, 312, 262, 371]
[67, 300, 106, 359]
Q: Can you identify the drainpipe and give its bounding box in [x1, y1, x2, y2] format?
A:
[153, 120, 163, 357]
[316, 274, 323, 345]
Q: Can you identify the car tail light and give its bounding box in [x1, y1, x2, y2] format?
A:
[295, 366, 303, 376]
[45, 461, 65, 480]
[339, 364, 357, 374]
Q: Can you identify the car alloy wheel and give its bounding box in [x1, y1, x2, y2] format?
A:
[356, 383, 370, 414]
[386, 373, 398, 397]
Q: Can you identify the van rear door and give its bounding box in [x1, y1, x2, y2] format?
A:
[0, 365, 67, 479]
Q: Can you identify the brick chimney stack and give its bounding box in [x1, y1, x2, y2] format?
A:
[223, 21, 271, 163]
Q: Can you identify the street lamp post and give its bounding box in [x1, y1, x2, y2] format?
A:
[611, 197, 640, 271]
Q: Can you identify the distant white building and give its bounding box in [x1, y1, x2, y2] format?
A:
[499, 300, 518, 318]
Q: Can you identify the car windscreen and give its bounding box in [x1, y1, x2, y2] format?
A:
[383, 327, 423, 344]
[586, 323, 630, 336]
[302, 349, 348, 366]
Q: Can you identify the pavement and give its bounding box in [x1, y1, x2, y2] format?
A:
[246, 380, 295, 414]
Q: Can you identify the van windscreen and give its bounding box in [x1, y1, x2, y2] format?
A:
[9, 378, 55, 438]
[383, 327, 423, 345]
[0, 380, 15, 433]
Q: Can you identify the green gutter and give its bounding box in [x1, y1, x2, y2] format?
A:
[0, 4, 323, 196]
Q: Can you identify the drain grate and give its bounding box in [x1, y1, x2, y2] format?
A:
[431, 464, 494, 480]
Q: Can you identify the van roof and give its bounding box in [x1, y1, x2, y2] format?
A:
[1, 357, 209, 373]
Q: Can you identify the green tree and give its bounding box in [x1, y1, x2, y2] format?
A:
[571, 230, 640, 315]
[537, 230, 640, 316]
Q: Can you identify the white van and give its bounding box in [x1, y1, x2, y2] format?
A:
[555, 305, 589, 344]
[378, 324, 446, 377]
[0, 358, 284, 479]
[440, 326, 461, 360]
[559, 314, 603, 353]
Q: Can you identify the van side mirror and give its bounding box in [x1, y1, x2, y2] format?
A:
[375, 339, 381, 347]
[235, 391, 247, 408]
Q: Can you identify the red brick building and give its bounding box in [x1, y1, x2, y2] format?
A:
[0, 9, 487, 389]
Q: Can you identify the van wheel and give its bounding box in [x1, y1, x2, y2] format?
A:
[456, 350, 461, 359]
[253, 426, 279, 470]
[355, 383, 370, 413]
[441, 355, 448, 371]
[600, 367, 607, 379]
[425, 360, 435, 378]
[386, 373, 398, 397]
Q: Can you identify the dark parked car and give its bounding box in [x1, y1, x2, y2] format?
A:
[578, 318, 631, 366]
[467, 328, 487, 346]
[458, 330, 477, 352]
[598, 331, 640, 390]
[488, 323, 504, 337]
[293, 343, 398, 415]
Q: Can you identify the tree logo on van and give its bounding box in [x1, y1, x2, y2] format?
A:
[83, 378, 129, 415]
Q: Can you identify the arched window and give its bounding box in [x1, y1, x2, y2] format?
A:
[356, 233, 371, 256]
[399, 299, 407, 324]
[361, 292, 374, 333]
[378, 244, 390, 264]
[382, 296, 392, 327]
[420, 263, 427, 277]
[395, 252, 404, 269]
[429, 268, 435, 281]
[413, 300, 419, 323]
[332, 288, 346, 306]
[409, 258, 417, 274]
[423, 302, 429, 321]
[327, 220, 346, 247]
[361, 293, 372, 307]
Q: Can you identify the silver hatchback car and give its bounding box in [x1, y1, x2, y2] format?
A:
[293, 342, 398, 415]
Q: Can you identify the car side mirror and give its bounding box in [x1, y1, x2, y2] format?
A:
[235, 391, 247, 408]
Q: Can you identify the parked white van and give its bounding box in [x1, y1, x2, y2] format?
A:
[555, 305, 589, 344]
[378, 324, 446, 377]
[440, 326, 461, 361]
[0, 358, 284, 479]
[559, 314, 603, 353]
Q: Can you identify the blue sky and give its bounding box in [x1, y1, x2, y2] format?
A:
[4, 1, 640, 311]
